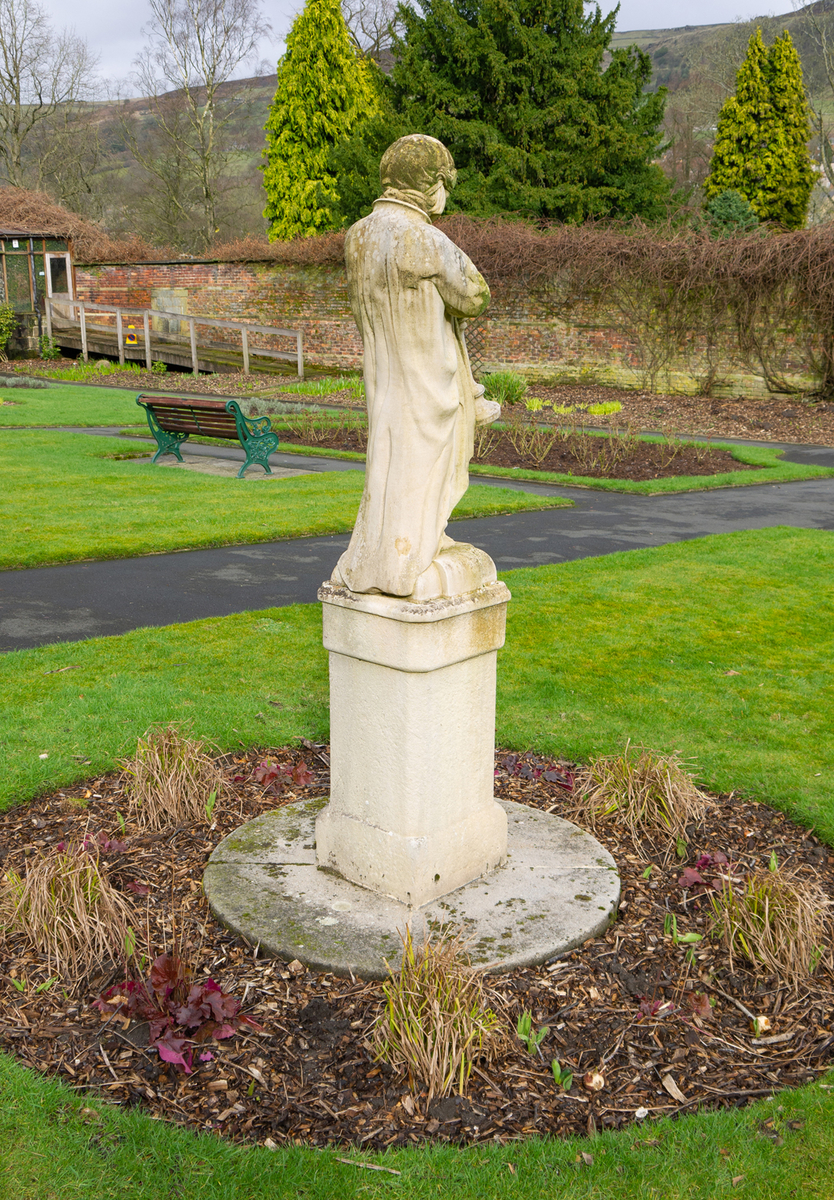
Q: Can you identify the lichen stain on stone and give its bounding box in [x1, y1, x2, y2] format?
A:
[263, 865, 288, 880]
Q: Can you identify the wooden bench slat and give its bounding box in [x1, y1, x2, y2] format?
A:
[158, 420, 238, 434]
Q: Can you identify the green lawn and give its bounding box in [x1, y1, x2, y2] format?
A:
[4, 527, 832, 836]
[6, 377, 828, 496]
[2, 1052, 832, 1200]
[2, 527, 834, 1195]
[0, 382, 146, 427]
[0, 431, 568, 569]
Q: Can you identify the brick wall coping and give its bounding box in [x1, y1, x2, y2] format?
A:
[76, 258, 345, 269]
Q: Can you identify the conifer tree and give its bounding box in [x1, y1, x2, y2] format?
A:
[262, 0, 380, 239]
[366, 0, 671, 223]
[704, 29, 814, 230]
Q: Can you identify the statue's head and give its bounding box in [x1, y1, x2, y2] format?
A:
[379, 135, 457, 217]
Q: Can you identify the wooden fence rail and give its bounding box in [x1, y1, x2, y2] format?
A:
[45, 298, 304, 379]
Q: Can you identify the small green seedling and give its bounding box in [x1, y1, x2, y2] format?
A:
[205, 790, 218, 823]
[769, 850, 778, 872]
[642, 865, 653, 880]
[551, 1059, 573, 1091]
[116, 811, 126, 836]
[124, 926, 137, 960]
[676, 837, 688, 859]
[9, 975, 56, 995]
[810, 945, 824, 974]
[517, 1010, 549, 1055]
[663, 913, 702, 946]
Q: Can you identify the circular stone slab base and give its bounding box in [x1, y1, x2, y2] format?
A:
[203, 798, 620, 979]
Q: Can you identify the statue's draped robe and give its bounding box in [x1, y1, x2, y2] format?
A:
[337, 200, 490, 596]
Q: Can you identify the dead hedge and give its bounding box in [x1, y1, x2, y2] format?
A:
[209, 217, 834, 396]
[7, 185, 833, 395]
[0, 187, 159, 263]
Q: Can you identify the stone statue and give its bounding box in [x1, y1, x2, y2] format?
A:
[332, 134, 501, 601]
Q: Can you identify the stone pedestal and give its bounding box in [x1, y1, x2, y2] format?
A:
[314, 579, 511, 907]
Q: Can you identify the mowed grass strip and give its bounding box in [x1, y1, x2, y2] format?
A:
[3, 527, 834, 1199]
[1, 1051, 832, 1200]
[499, 526, 834, 841]
[3, 528, 833, 846]
[0, 431, 568, 569]
[0, 382, 146, 427]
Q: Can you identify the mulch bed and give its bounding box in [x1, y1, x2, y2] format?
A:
[528, 383, 834, 450]
[5, 361, 298, 399]
[1, 746, 832, 1150]
[269, 424, 760, 481]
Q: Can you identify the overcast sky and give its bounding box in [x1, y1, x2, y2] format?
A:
[39, 0, 792, 95]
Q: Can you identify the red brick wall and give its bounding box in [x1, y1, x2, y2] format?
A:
[75, 259, 807, 397]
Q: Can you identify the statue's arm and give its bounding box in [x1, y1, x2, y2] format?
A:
[427, 235, 490, 319]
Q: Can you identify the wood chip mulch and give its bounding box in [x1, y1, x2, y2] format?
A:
[1, 745, 832, 1150]
[5, 361, 301, 399]
[526, 383, 834, 449]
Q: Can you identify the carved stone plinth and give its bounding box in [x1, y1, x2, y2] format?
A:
[314, 579, 511, 907]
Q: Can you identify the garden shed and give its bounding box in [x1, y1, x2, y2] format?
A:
[0, 225, 74, 317]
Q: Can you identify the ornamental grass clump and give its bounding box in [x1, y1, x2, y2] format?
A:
[572, 742, 710, 855]
[122, 724, 227, 831]
[373, 926, 503, 1102]
[709, 864, 831, 990]
[0, 841, 134, 988]
[483, 370, 528, 407]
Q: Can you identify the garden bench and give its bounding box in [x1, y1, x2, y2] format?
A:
[136, 394, 280, 478]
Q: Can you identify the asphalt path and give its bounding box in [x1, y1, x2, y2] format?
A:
[2, 430, 834, 652]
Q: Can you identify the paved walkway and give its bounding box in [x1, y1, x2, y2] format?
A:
[2, 431, 834, 652]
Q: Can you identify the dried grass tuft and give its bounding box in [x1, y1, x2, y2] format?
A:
[709, 865, 831, 990]
[571, 742, 710, 855]
[373, 925, 504, 1102]
[0, 843, 134, 988]
[121, 724, 227, 832]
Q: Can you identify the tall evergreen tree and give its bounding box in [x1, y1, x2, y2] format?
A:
[262, 0, 380, 239]
[704, 29, 814, 230]
[370, 0, 671, 223]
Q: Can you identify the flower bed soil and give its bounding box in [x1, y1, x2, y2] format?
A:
[270, 427, 759, 481]
[1, 747, 831, 1150]
[529, 383, 834, 450]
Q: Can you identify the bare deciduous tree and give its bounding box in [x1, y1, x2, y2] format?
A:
[341, 0, 402, 66]
[791, 0, 834, 197]
[0, 0, 100, 195]
[126, 0, 271, 252]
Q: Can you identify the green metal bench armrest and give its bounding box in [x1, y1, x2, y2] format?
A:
[136, 393, 188, 464]
[225, 399, 280, 478]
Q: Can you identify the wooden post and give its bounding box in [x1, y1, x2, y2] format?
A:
[116, 310, 125, 365]
[144, 311, 151, 370]
[297, 330, 304, 380]
[242, 327, 250, 374]
[79, 303, 88, 363]
[189, 317, 198, 375]
[44, 296, 53, 342]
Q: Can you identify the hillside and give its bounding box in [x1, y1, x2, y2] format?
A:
[610, 8, 813, 93]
